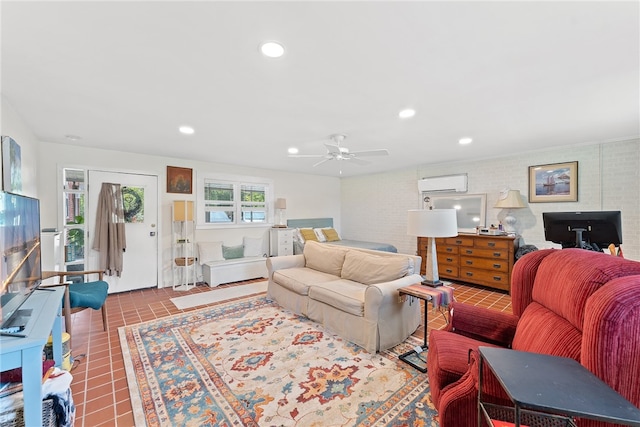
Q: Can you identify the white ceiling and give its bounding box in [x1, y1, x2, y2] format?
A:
[2, 1, 638, 177]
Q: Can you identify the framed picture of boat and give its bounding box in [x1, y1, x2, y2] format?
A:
[528, 161, 578, 203]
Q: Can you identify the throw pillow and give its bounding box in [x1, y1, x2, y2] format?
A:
[322, 228, 341, 242]
[243, 236, 264, 257]
[313, 228, 327, 242]
[197, 241, 224, 265]
[341, 250, 411, 285]
[299, 228, 318, 242]
[222, 244, 244, 260]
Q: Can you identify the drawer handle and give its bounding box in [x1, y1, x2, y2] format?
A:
[493, 276, 502, 281]
[455, 240, 463, 244]
[446, 269, 453, 274]
[466, 272, 474, 277]
[466, 250, 473, 254]
[493, 263, 502, 269]
[488, 242, 496, 247]
[465, 260, 473, 265]
[493, 252, 501, 257]
[446, 248, 453, 252]
[446, 258, 454, 262]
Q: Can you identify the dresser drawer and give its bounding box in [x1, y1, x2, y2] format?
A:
[439, 265, 459, 278]
[460, 268, 509, 289]
[460, 256, 509, 272]
[474, 239, 510, 250]
[438, 245, 460, 255]
[438, 236, 474, 247]
[460, 247, 509, 259]
[438, 253, 459, 265]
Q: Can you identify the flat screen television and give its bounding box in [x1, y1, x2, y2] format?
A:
[0, 190, 42, 331]
[542, 211, 622, 251]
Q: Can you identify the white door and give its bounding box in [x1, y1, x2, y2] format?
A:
[87, 170, 158, 293]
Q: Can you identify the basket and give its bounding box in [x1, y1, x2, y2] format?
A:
[174, 257, 195, 266]
[481, 402, 577, 427]
[0, 398, 56, 427]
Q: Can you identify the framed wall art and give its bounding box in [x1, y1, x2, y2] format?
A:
[167, 166, 193, 194]
[528, 161, 578, 203]
[1, 136, 22, 193]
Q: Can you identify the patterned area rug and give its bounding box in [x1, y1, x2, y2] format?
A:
[119, 295, 438, 426]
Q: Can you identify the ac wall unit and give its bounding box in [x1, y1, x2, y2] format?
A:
[418, 174, 468, 193]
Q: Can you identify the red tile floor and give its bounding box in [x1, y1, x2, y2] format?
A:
[66, 279, 511, 426]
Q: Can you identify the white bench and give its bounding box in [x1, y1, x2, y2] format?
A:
[202, 256, 267, 287]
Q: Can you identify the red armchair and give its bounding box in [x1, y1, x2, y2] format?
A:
[427, 248, 640, 427]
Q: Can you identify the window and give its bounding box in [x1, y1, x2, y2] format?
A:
[197, 173, 274, 228]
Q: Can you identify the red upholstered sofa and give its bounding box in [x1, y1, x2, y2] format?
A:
[427, 248, 640, 427]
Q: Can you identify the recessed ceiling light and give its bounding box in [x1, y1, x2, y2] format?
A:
[179, 126, 195, 135]
[288, 147, 299, 154]
[260, 41, 285, 58]
[398, 108, 416, 119]
[458, 137, 473, 145]
[64, 134, 81, 141]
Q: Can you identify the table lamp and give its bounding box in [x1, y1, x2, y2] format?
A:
[407, 208, 458, 287]
[274, 198, 287, 227]
[494, 189, 525, 233]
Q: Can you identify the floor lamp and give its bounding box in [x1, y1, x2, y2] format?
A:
[407, 209, 458, 287]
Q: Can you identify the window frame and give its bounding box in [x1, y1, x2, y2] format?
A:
[196, 172, 274, 229]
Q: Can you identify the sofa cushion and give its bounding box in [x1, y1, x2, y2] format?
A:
[198, 241, 224, 264]
[273, 267, 340, 296]
[308, 279, 368, 316]
[243, 236, 264, 257]
[511, 302, 582, 361]
[340, 250, 411, 285]
[303, 240, 348, 276]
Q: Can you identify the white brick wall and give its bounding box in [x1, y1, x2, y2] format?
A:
[341, 139, 640, 261]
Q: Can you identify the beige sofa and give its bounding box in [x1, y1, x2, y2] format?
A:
[266, 240, 422, 353]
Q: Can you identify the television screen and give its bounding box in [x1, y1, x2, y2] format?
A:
[0, 191, 42, 328]
[542, 211, 622, 251]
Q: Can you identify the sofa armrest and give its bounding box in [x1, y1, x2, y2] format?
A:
[363, 274, 423, 321]
[449, 302, 519, 347]
[266, 254, 305, 278]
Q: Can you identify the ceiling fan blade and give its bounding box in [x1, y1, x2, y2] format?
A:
[348, 149, 389, 157]
[324, 143, 341, 155]
[288, 154, 326, 158]
[313, 157, 333, 167]
[349, 157, 371, 166]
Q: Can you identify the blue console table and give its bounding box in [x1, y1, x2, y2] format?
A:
[0, 286, 65, 427]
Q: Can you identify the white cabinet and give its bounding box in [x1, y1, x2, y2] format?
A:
[172, 201, 196, 291]
[270, 228, 293, 256]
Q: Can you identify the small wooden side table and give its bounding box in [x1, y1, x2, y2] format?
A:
[397, 284, 454, 373]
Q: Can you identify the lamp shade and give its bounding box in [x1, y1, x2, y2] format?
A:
[407, 209, 458, 238]
[173, 200, 194, 221]
[494, 190, 526, 209]
[275, 198, 287, 210]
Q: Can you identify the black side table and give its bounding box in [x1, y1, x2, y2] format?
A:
[478, 346, 640, 427]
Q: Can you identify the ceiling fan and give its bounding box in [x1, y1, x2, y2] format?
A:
[289, 134, 389, 167]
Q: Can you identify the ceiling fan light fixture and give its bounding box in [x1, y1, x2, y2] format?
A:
[260, 41, 285, 58]
[398, 108, 416, 119]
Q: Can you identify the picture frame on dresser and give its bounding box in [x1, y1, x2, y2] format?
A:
[425, 193, 486, 233]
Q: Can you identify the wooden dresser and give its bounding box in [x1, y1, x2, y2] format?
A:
[418, 234, 518, 292]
